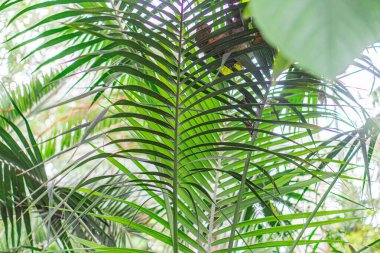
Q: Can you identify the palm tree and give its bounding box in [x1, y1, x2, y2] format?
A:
[0, 0, 378, 252]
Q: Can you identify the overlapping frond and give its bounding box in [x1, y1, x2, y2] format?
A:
[1, 0, 379, 252]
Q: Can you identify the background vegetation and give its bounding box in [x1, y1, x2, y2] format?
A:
[0, 0, 379, 252]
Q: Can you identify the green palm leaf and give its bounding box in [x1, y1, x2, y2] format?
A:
[1, 0, 378, 252]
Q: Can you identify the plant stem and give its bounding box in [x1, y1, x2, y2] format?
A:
[207, 129, 224, 252]
[227, 83, 272, 252]
[173, 2, 185, 252]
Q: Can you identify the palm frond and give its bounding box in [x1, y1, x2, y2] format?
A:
[1, 0, 379, 252]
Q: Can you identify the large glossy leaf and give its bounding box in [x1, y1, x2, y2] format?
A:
[247, 0, 380, 79]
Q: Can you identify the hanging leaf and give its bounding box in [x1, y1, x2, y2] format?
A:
[246, 0, 380, 79]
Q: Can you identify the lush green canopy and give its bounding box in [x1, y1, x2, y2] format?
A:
[0, 0, 379, 252]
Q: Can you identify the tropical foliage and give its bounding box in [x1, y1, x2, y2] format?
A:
[247, 0, 380, 79]
[0, 0, 379, 252]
